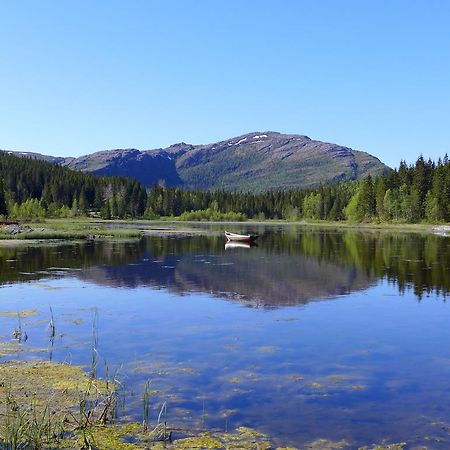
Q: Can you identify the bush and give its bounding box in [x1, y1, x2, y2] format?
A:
[9, 199, 46, 221]
[178, 208, 246, 222]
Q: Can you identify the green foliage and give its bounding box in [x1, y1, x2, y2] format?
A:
[0, 178, 7, 217]
[303, 192, 322, 220]
[345, 175, 377, 222]
[145, 154, 450, 224]
[344, 191, 363, 222]
[0, 151, 147, 219]
[424, 190, 439, 222]
[284, 206, 301, 221]
[9, 199, 46, 221]
[383, 189, 399, 221]
[1, 150, 449, 224]
[178, 208, 246, 221]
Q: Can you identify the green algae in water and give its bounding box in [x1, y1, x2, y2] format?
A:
[0, 341, 47, 357]
[291, 374, 304, 382]
[0, 360, 108, 409]
[358, 444, 407, 450]
[0, 309, 39, 317]
[304, 438, 349, 449]
[229, 376, 242, 384]
[0, 358, 413, 450]
[257, 346, 278, 354]
[0, 360, 114, 449]
[172, 433, 223, 448]
[60, 424, 145, 450]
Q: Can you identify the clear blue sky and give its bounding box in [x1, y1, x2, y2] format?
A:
[0, 0, 449, 168]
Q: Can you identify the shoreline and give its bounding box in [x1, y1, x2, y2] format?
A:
[0, 218, 449, 245]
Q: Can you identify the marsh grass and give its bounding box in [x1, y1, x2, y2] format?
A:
[0, 230, 142, 241]
[12, 313, 26, 343]
[142, 380, 151, 431]
[0, 360, 123, 449]
[90, 309, 99, 379]
[1, 218, 142, 242]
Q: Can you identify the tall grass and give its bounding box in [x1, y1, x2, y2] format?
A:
[0, 308, 172, 449]
[90, 309, 99, 379]
[0, 392, 66, 450]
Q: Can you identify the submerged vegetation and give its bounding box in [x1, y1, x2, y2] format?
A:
[0, 357, 413, 449]
[0, 353, 291, 449]
[1, 229, 449, 447]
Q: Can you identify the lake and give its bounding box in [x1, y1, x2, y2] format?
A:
[1, 224, 450, 449]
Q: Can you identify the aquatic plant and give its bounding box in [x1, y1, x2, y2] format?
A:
[48, 306, 56, 340]
[142, 380, 151, 431]
[90, 308, 99, 379]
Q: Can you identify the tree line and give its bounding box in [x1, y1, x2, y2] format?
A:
[145, 155, 450, 223]
[0, 151, 147, 219]
[1, 151, 449, 223]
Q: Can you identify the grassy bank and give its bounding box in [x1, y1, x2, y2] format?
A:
[1, 217, 448, 244]
[152, 217, 449, 235]
[0, 218, 142, 241]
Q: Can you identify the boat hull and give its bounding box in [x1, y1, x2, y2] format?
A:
[225, 231, 258, 242]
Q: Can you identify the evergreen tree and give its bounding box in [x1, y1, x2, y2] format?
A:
[358, 175, 376, 219]
[100, 201, 111, 219]
[0, 178, 7, 217]
[374, 176, 386, 217]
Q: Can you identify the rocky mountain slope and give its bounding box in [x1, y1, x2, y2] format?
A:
[5, 131, 388, 191]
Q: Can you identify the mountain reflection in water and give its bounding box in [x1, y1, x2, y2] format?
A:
[2, 226, 450, 448]
[1, 226, 449, 305]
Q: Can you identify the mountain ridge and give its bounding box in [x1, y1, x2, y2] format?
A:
[4, 131, 389, 191]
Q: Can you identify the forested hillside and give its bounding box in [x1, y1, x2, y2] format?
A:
[0, 151, 147, 219]
[0, 151, 449, 223]
[145, 155, 450, 223]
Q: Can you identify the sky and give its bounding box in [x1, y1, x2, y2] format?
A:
[0, 0, 449, 168]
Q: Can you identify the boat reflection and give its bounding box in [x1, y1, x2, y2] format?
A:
[1, 227, 449, 306]
[225, 241, 258, 250]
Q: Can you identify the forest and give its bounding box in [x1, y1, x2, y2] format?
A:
[1, 151, 449, 223]
[0, 151, 147, 219]
[144, 154, 450, 223]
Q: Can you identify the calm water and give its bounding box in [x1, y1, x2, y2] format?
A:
[1, 225, 450, 448]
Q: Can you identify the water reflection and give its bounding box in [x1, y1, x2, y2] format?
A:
[224, 241, 256, 250]
[1, 226, 450, 448]
[0, 227, 449, 304]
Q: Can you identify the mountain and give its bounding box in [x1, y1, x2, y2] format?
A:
[65, 148, 183, 187]
[0, 150, 72, 165]
[6, 132, 388, 191]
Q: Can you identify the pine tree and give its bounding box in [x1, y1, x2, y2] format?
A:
[358, 176, 376, 219]
[0, 178, 7, 217]
[374, 176, 386, 218]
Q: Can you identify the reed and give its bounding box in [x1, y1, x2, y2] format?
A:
[0, 307, 174, 448]
[90, 309, 99, 379]
[12, 313, 24, 342]
[0, 390, 66, 450]
[48, 306, 56, 340]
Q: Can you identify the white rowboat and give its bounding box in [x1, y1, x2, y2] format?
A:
[224, 231, 258, 242]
